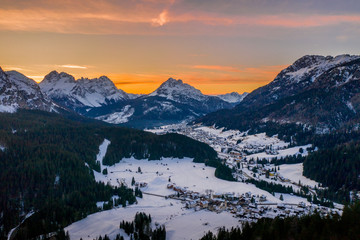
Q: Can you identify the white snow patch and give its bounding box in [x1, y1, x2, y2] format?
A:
[278, 163, 319, 188]
[246, 144, 312, 160]
[95, 139, 111, 174]
[96, 106, 134, 124]
[0, 145, 5, 151]
[347, 101, 356, 114]
[0, 105, 17, 113]
[238, 133, 289, 149]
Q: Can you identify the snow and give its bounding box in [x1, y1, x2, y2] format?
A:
[6, 71, 39, 95]
[347, 101, 356, 114]
[246, 144, 312, 160]
[40, 71, 129, 108]
[0, 105, 17, 113]
[216, 92, 248, 103]
[274, 193, 310, 205]
[70, 156, 278, 240]
[66, 195, 239, 240]
[70, 156, 328, 240]
[238, 133, 289, 149]
[0, 145, 5, 151]
[7, 211, 35, 240]
[96, 106, 135, 124]
[284, 55, 360, 84]
[149, 78, 207, 102]
[96, 139, 111, 173]
[278, 163, 319, 188]
[93, 157, 280, 201]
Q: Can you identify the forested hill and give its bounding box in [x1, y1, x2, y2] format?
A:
[0, 110, 219, 240]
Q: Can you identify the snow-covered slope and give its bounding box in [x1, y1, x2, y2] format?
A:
[216, 92, 248, 103]
[0, 67, 54, 113]
[39, 71, 129, 109]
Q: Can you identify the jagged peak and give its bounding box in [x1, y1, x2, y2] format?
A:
[161, 78, 184, 87]
[41, 70, 76, 84]
[290, 54, 360, 71]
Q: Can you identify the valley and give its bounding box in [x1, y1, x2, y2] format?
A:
[66, 124, 341, 240]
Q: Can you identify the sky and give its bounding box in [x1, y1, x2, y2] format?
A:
[1, 0, 360, 94]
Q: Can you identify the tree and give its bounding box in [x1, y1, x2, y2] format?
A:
[102, 168, 108, 175]
[138, 167, 142, 173]
[132, 177, 135, 186]
[280, 194, 284, 201]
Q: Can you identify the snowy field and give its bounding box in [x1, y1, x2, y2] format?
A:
[92, 157, 281, 202]
[246, 144, 312, 160]
[69, 155, 311, 239]
[278, 163, 319, 188]
[66, 195, 239, 240]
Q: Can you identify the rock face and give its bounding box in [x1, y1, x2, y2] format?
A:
[39, 71, 129, 110]
[198, 54, 360, 132]
[0, 68, 54, 113]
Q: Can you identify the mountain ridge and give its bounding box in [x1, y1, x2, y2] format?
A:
[198, 54, 360, 132]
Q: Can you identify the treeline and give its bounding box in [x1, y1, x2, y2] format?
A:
[102, 129, 219, 166]
[200, 202, 360, 240]
[303, 142, 360, 203]
[246, 179, 294, 195]
[0, 110, 219, 239]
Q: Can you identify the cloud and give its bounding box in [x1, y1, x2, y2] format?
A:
[59, 65, 88, 69]
[1, 0, 359, 35]
[152, 9, 169, 26]
[192, 65, 242, 73]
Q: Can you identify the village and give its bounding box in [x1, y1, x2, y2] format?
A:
[164, 182, 339, 223]
[146, 124, 342, 220]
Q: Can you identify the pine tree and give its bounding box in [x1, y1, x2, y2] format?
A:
[132, 177, 135, 186]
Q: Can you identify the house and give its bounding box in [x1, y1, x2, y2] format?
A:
[259, 195, 267, 202]
[200, 200, 209, 208]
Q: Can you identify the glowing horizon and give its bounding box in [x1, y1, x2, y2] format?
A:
[1, 0, 359, 94]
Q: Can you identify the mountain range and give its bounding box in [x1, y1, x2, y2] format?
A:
[198, 54, 360, 133]
[1, 54, 360, 131]
[0, 68, 246, 128]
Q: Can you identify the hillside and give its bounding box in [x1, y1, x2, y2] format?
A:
[0, 110, 220, 240]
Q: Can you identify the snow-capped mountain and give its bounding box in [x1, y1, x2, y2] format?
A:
[198, 54, 360, 131]
[148, 78, 233, 112]
[216, 92, 248, 103]
[0, 67, 54, 113]
[39, 71, 129, 110]
[149, 78, 206, 102]
[242, 54, 360, 108]
[88, 78, 235, 128]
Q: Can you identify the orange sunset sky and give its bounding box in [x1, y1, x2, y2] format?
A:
[1, 0, 360, 94]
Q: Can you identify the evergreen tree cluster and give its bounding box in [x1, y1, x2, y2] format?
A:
[303, 142, 360, 203]
[214, 164, 236, 181]
[119, 212, 165, 240]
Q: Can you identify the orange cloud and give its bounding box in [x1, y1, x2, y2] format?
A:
[1, 1, 359, 35]
[192, 65, 242, 73]
[152, 9, 169, 26]
[59, 65, 88, 69]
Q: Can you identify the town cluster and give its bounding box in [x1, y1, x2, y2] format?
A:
[165, 183, 339, 222]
